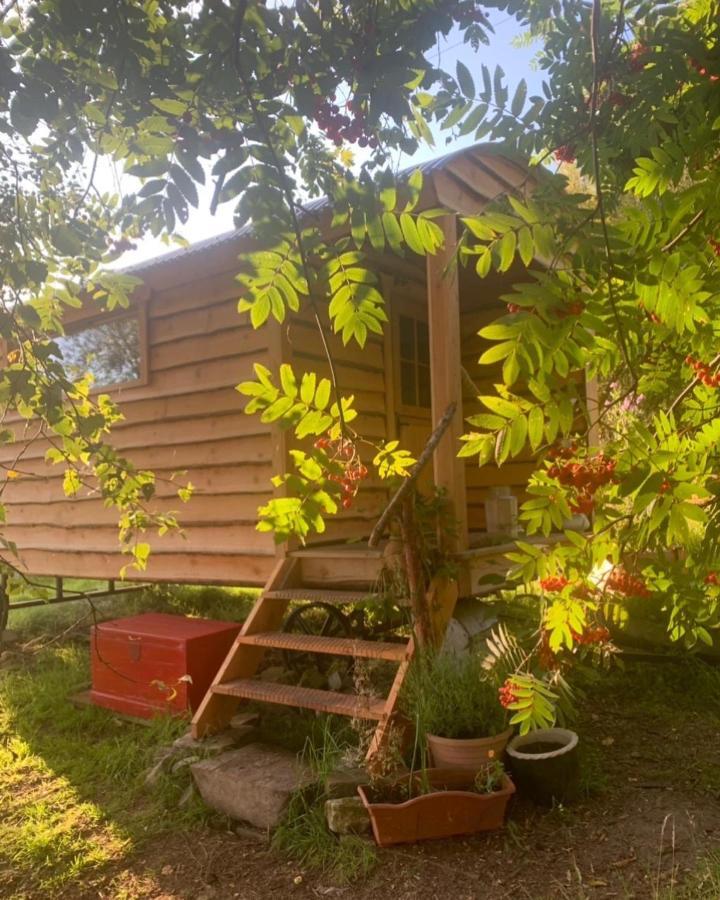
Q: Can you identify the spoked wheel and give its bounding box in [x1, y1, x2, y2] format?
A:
[281, 601, 354, 679]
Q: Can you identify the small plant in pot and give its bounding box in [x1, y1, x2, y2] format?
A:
[401, 650, 512, 772]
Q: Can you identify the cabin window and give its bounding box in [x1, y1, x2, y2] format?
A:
[398, 314, 431, 410]
[56, 314, 144, 390]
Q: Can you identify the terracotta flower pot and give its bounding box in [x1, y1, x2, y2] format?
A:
[427, 727, 513, 771]
[358, 768, 515, 847]
[506, 728, 580, 806]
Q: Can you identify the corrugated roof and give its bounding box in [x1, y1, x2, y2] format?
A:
[121, 142, 520, 276]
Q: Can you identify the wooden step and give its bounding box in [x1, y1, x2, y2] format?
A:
[212, 678, 386, 719]
[237, 632, 409, 661]
[264, 588, 380, 604]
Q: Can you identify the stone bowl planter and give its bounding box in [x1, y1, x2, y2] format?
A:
[506, 728, 579, 806]
[357, 768, 515, 847]
[427, 727, 513, 772]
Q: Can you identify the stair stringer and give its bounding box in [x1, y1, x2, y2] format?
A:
[191, 557, 301, 739]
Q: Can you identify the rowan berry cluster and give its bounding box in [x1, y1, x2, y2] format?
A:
[547, 449, 617, 516]
[708, 238, 720, 257]
[312, 96, 376, 147]
[540, 575, 569, 592]
[705, 572, 719, 586]
[685, 355, 720, 388]
[690, 58, 719, 82]
[498, 679, 519, 708]
[570, 626, 611, 645]
[313, 435, 369, 509]
[538, 631, 559, 671]
[629, 42, 650, 72]
[455, 0, 488, 26]
[554, 144, 576, 164]
[606, 567, 651, 599]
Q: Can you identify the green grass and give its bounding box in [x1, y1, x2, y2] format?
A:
[272, 718, 377, 884]
[7, 582, 258, 640]
[670, 851, 720, 898]
[0, 583, 256, 896]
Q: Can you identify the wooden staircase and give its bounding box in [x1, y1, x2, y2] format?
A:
[191, 555, 447, 763]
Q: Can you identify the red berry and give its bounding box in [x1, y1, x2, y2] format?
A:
[342, 497, 353, 510]
[540, 576, 569, 592]
[507, 303, 521, 314]
[498, 679, 519, 708]
[554, 144, 576, 164]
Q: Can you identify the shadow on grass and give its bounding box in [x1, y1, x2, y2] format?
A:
[0, 584, 257, 896]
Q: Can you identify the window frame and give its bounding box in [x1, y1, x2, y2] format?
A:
[391, 300, 432, 419]
[57, 304, 149, 394]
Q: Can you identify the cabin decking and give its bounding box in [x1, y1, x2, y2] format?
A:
[287, 532, 562, 597]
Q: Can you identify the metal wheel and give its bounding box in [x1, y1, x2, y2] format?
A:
[281, 601, 353, 677]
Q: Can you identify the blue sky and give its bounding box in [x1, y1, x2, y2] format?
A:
[119, 11, 539, 266]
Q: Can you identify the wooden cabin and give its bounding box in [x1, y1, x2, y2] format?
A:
[0, 143, 543, 596]
[1, 143, 575, 753]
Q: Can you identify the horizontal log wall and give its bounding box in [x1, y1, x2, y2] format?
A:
[0, 268, 278, 586]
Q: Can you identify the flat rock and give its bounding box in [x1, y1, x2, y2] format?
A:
[191, 742, 313, 829]
[325, 797, 370, 835]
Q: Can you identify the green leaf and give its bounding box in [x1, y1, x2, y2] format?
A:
[399, 213, 424, 255]
[517, 226, 534, 266]
[498, 230, 517, 272]
[528, 406, 544, 452]
[150, 97, 187, 116]
[456, 60, 475, 99]
[511, 78, 527, 118]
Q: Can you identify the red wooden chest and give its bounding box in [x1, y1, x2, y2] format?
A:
[89, 613, 241, 719]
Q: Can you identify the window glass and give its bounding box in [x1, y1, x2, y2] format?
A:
[399, 315, 415, 360]
[397, 314, 431, 409]
[417, 363, 431, 408]
[416, 320, 430, 365]
[56, 316, 142, 389]
[400, 361, 417, 407]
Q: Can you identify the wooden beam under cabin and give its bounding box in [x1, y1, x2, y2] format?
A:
[426, 215, 469, 553]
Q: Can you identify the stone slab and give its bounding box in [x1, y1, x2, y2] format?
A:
[191, 742, 313, 829]
[325, 797, 370, 835]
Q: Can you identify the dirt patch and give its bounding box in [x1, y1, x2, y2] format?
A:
[27, 687, 720, 900]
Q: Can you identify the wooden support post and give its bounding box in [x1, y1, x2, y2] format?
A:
[55, 577, 63, 601]
[0, 573, 8, 635]
[426, 215, 468, 552]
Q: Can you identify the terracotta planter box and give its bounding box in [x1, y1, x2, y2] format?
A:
[357, 769, 515, 847]
[427, 727, 513, 771]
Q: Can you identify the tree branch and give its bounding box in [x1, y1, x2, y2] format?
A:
[368, 401, 456, 547]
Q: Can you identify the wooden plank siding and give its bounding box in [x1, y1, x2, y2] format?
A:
[0, 146, 547, 586]
[0, 268, 279, 585]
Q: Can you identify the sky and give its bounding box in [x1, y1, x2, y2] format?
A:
[116, 11, 541, 268]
